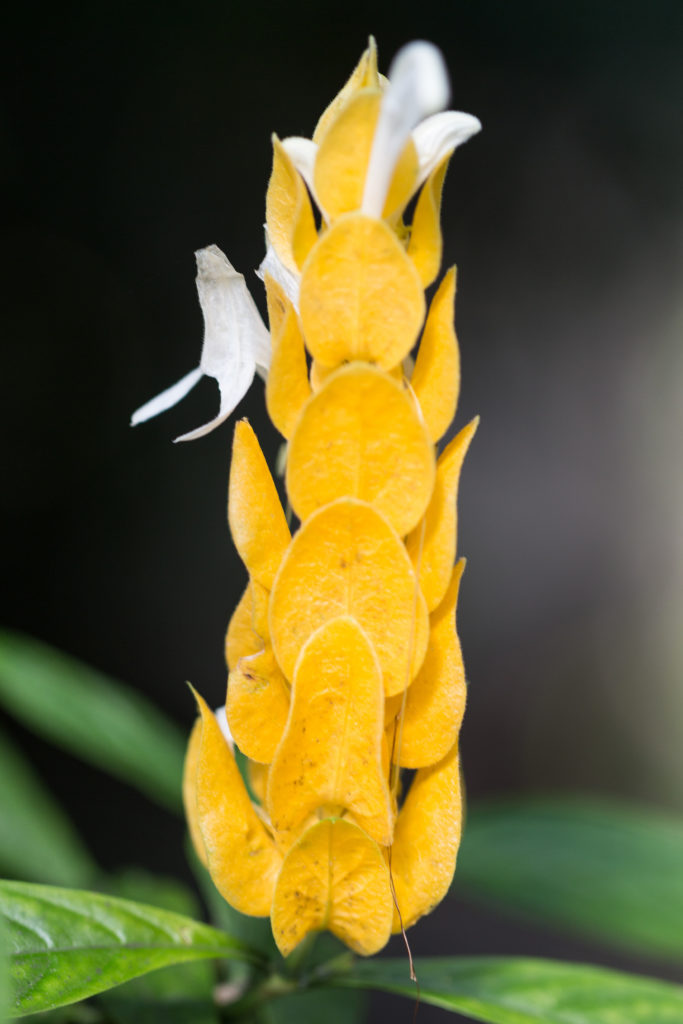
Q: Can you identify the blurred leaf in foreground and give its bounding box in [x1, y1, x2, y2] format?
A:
[455, 797, 683, 962]
[0, 631, 185, 812]
[0, 726, 96, 887]
[339, 956, 683, 1023]
[0, 880, 260, 1018]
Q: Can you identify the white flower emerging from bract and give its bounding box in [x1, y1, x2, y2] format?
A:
[130, 245, 271, 443]
[361, 40, 481, 218]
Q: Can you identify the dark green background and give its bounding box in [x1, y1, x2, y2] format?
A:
[2, 2, 683, 1018]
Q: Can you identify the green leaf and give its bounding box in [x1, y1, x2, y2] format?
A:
[339, 956, 683, 1024]
[455, 798, 683, 961]
[0, 880, 262, 1018]
[0, 726, 97, 887]
[98, 871, 219, 1023]
[0, 631, 185, 812]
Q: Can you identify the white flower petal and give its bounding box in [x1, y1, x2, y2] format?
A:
[131, 244, 271, 441]
[362, 40, 450, 218]
[256, 239, 300, 312]
[214, 705, 235, 750]
[281, 136, 318, 199]
[131, 366, 203, 426]
[413, 110, 482, 188]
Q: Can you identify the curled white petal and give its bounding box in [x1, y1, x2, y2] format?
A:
[131, 244, 271, 442]
[214, 705, 234, 750]
[413, 110, 482, 188]
[173, 246, 270, 442]
[131, 366, 203, 426]
[362, 40, 450, 218]
[257, 238, 300, 312]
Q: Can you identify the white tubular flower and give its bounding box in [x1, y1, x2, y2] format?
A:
[131, 245, 271, 443]
[362, 40, 480, 219]
[362, 41, 449, 218]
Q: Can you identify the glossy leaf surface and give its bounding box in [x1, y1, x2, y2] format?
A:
[0, 881, 259, 1017]
[342, 956, 683, 1023]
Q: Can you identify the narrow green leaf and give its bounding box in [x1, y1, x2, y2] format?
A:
[339, 956, 683, 1024]
[455, 798, 683, 961]
[0, 631, 185, 812]
[0, 727, 96, 887]
[0, 880, 262, 1017]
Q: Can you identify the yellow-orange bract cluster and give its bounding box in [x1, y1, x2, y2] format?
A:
[183, 42, 478, 958]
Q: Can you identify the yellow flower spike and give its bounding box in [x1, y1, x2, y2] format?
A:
[406, 416, 478, 612]
[271, 817, 394, 957]
[182, 718, 208, 868]
[265, 290, 312, 440]
[228, 419, 290, 590]
[267, 616, 393, 846]
[286, 363, 435, 536]
[411, 267, 460, 443]
[269, 497, 429, 696]
[389, 738, 463, 932]
[265, 135, 318, 274]
[313, 89, 418, 223]
[299, 212, 425, 370]
[227, 646, 290, 764]
[392, 559, 466, 768]
[312, 38, 380, 144]
[407, 155, 450, 288]
[191, 688, 282, 916]
[225, 584, 262, 670]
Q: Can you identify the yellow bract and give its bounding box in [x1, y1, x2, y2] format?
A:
[191, 690, 282, 916]
[407, 416, 478, 611]
[227, 646, 290, 764]
[390, 739, 463, 931]
[287, 363, 435, 536]
[299, 213, 425, 370]
[407, 156, 450, 287]
[265, 135, 318, 273]
[249, 577, 270, 641]
[314, 89, 418, 222]
[267, 616, 392, 845]
[225, 584, 262, 670]
[182, 719, 208, 868]
[269, 497, 429, 696]
[312, 39, 380, 143]
[228, 420, 290, 590]
[411, 268, 460, 443]
[271, 817, 393, 956]
[265, 282, 311, 439]
[393, 560, 466, 768]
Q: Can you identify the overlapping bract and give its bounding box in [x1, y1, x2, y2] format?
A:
[183, 40, 478, 958]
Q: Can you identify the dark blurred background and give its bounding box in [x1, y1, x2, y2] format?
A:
[2, 0, 683, 1015]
